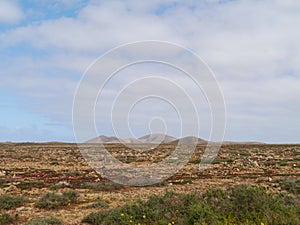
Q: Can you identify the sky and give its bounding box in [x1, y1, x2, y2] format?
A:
[0, 0, 300, 143]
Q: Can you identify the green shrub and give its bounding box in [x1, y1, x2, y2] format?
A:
[279, 179, 300, 195]
[80, 182, 123, 191]
[0, 179, 6, 188]
[35, 190, 78, 209]
[0, 213, 18, 225]
[24, 217, 62, 225]
[16, 180, 45, 190]
[188, 201, 221, 225]
[279, 160, 288, 166]
[82, 185, 300, 225]
[0, 195, 23, 210]
[61, 190, 78, 202]
[0, 214, 14, 225]
[83, 201, 109, 209]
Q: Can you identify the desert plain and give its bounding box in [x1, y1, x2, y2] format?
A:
[0, 142, 299, 224]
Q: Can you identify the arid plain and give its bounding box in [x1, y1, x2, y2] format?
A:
[0, 141, 299, 224]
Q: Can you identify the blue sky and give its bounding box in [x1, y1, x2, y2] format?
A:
[0, 0, 300, 143]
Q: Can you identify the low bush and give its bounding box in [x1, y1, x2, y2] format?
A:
[80, 182, 123, 191]
[35, 190, 78, 209]
[82, 185, 300, 225]
[24, 217, 62, 225]
[279, 179, 300, 195]
[0, 213, 18, 225]
[0, 195, 23, 210]
[83, 200, 109, 209]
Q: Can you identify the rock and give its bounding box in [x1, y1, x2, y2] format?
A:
[0, 171, 6, 177]
[16, 206, 25, 212]
[56, 181, 70, 187]
[253, 161, 259, 167]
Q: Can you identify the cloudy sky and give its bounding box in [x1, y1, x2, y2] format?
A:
[0, 0, 300, 143]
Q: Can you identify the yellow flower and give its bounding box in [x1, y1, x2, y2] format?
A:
[261, 223, 265, 225]
[142, 215, 146, 219]
[138, 223, 141, 225]
[168, 223, 172, 225]
[120, 213, 124, 217]
[172, 222, 175, 224]
[130, 216, 133, 219]
[129, 220, 132, 223]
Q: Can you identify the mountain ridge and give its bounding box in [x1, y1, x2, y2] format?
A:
[86, 134, 207, 144]
[86, 134, 265, 145]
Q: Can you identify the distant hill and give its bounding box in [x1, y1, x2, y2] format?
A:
[86, 135, 120, 143]
[138, 134, 177, 144]
[168, 136, 207, 145]
[122, 138, 142, 144]
[86, 133, 177, 144]
[86, 134, 251, 145]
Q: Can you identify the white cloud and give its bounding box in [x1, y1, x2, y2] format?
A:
[0, 1, 24, 24]
[0, 1, 179, 52]
[1, 0, 300, 142]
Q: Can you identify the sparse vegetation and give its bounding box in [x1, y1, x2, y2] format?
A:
[278, 179, 300, 195]
[279, 160, 288, 166]
[24, 217, 63, 225]
[0, 143, 299, 223]
[0, 179, 5, 188]
[16, 180, 45, 190]
[83, 185, 300, 225]
[168, 178, 193, 185]
[49, 182, 70, 190]
[35, 190, 78, 209]
[0, 195, 24, 210]
[83, 200, 109, 209]
[0, 214, 14, 225]
[80, 182, 123, 191]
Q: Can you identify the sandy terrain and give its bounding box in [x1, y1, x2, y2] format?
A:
[0, 143, 299, 224]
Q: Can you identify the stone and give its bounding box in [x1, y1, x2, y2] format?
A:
[16, 206, 25, 212]
[253, 161, 259, 167]
[0, 171, 6, 177]
[56, 181, 71, 187]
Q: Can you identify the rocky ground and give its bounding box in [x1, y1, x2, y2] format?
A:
[0, 143, 299, 224]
